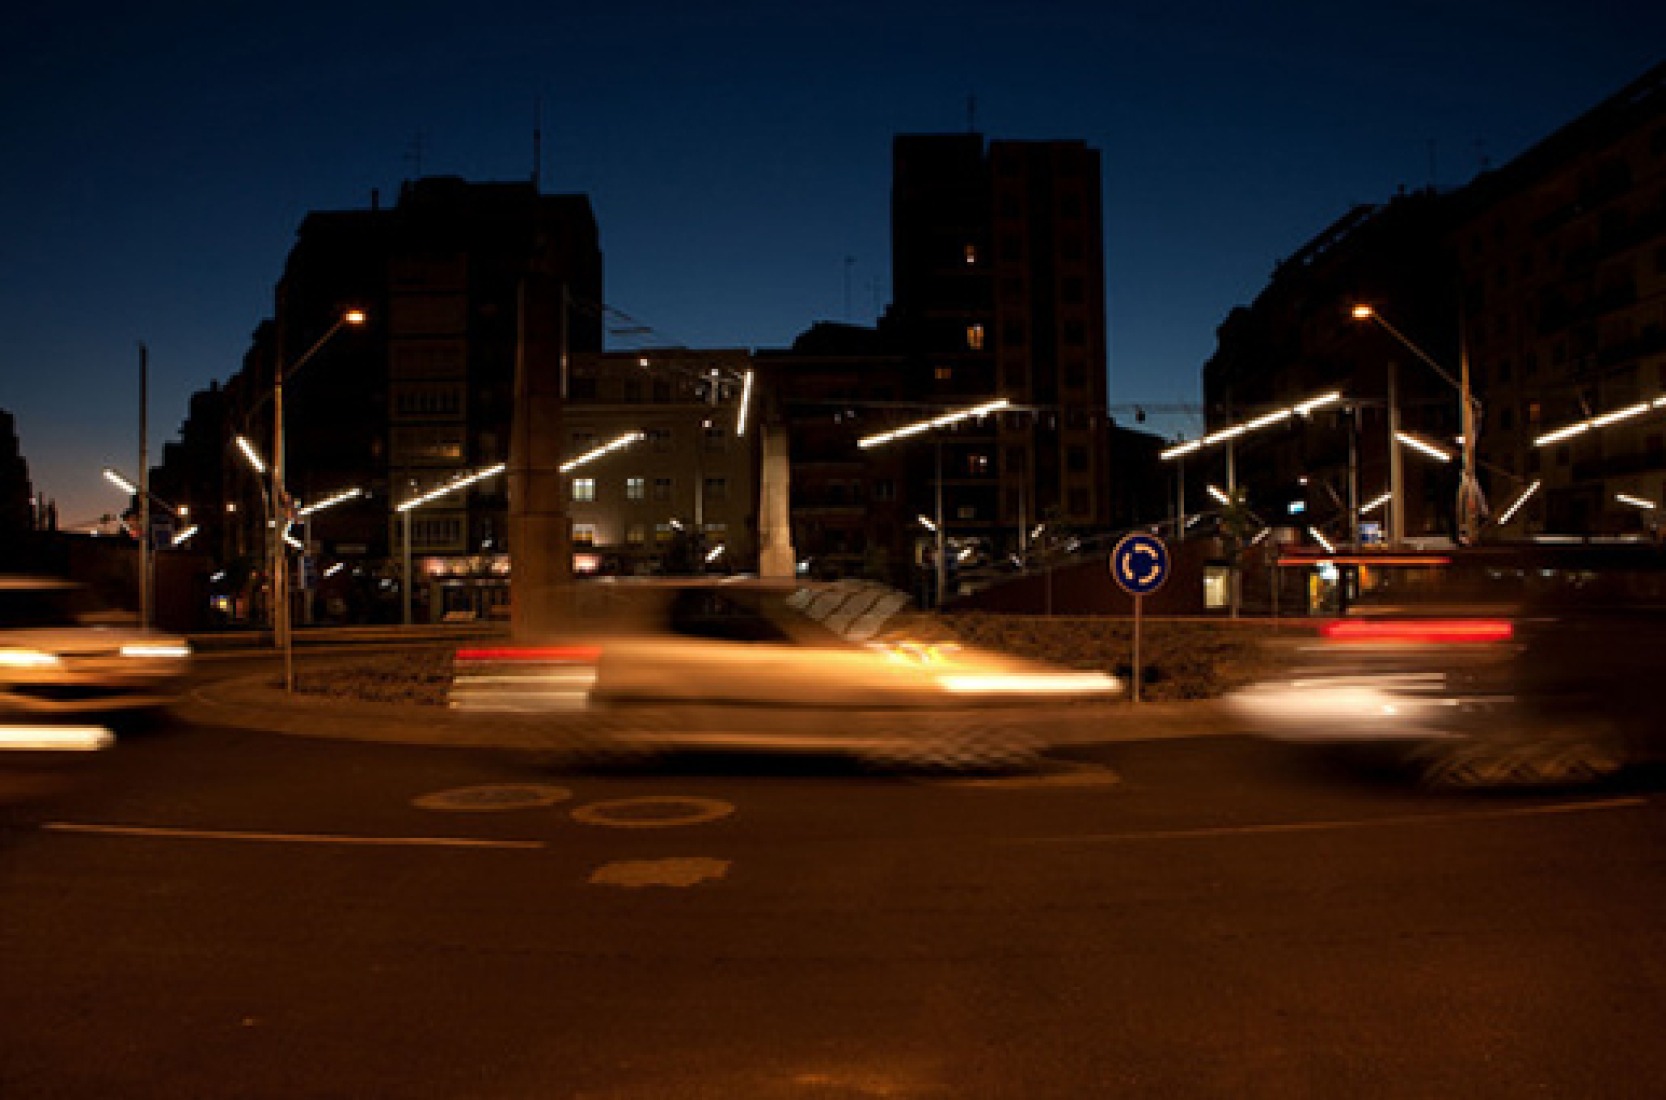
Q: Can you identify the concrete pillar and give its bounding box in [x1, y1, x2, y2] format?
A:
[757, 420, 796, 579]
[508, 272, 573, 640]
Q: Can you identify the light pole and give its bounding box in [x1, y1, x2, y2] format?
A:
[294, 487, 364, 626]
[271, 309, 366, 661]
[859, 398, 1009, 608]
[101, 466, 183, 629]
[1350, 304, 1483, 545]
[396, 462, 510, 626]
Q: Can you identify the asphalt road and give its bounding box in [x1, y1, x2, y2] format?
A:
[4, 698, 1666, 1098]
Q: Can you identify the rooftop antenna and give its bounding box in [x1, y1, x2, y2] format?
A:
[532, 98, 543, 192]
[405, 131, 425, 179]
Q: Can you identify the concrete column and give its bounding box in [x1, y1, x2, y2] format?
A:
[757, 420, 796, 579]
[508, 272, 572, 640]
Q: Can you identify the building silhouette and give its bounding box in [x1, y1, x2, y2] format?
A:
[205, 177, 602, 621]
[1202, 61, 1666, 548]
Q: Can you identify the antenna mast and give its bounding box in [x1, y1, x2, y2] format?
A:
[532, 98, 543, 191]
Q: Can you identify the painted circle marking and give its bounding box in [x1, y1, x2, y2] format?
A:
[412, 784, 574, 812]
[570, 796, 735, 830]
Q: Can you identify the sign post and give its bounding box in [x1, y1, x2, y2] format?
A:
[1111, 533, 1170, 703]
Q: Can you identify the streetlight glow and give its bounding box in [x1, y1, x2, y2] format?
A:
[1359, 492, 1393, 515]
[1616, 493, 1658, 511]
[858, 398, 1010, 449]
[296, 486, 364, 517]
[1159, 390, 1343, 461]
[102, 468, 137, 495]
[736, 369, 755, 438]
[397, 463, 508, 512]
[235, 435, 268, 474]
[1395, 431, 1453, 463]
[560, 431, 645, 474]
[1495, 480, 1541, 526]
[1350, 302, 1483, 543]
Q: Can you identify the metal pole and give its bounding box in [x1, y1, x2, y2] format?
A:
[138, 345, 151, 630]
[1226, 439, 1239, 619]
[1347, 403, 1359, 549]
[934, 437, 946, 607]
[274, 366, 292, 691]
[1458, 314, 1479, 544]
[1388, 361, 1404, 548]
[1131, 594, 1143, 704]
[402, 507, 413, 626]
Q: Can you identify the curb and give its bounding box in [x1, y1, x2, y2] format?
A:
[179, 674, 1230, 753]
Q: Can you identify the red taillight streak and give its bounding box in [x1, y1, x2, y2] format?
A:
[455, 646, 602, 663]
[1320, 620, 1514, 644]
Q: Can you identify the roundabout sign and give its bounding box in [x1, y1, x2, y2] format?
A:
[1111, 533, 1170, 596]
[1110, 533, 1171, 704]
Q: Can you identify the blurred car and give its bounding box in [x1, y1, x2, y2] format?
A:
[1225, 541, 1666, 787]
[0, 576, 193, 730]
[451, 578, 1122, 767]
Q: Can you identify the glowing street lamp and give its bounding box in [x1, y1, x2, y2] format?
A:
[102, 466, 186, 625]
[395, 463, 507, 626]
[269, 308, 367, 689]
[1351, 303, 1483, 544]
[858, 397, 1010, 606]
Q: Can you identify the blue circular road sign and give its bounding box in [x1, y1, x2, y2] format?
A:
[1111, 533, 1170, 596]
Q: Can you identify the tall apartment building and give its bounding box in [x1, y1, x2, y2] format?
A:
[1201, 61, 1666, 546]
[1454, 62, 1666, 534]
[208, 177, 602, 620]
[564, 349, 756, 575]
[888, 134, 1112, 556]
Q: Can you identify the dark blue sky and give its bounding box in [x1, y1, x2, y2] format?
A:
[4, 1, 1661, 527]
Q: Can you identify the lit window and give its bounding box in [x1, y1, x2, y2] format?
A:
[572, 478, 596, 503]
[654, 523, 675, 544]
[967, 324, 985, 350]
[626, 524, 646, 546]
[935, 365, 953, 381]
[572, 523, 596, 547]
[626, 477, 646, 501]
[964, 243, 977, 265]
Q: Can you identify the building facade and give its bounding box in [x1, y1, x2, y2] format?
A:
[564, 349, 757, 576]
[888, 135, 1113, 555]
[1201, 61, 1666, 546]
[166, 176, 603, 622]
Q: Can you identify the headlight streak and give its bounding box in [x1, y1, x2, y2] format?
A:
[119, 643, 192, 659]
[0, 726, 115, 751]
[936, 672, 1121, 695]
[0, 648, 61, 669]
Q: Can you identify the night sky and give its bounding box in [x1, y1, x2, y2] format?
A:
[4, 1, 1661, 529]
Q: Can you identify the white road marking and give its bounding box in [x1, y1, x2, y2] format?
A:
[941, 762, 1121, 789]
[1010, 796, 1651, 844]
[412, 784, 573, 812]
[571, 796, 736, 829]
[589, 857, 731, 887]
[42, 821, 545, 850]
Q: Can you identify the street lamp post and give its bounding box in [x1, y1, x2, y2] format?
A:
[1351, 304, 1483, 545]
[395, 462, 511, 626]
[102, 465, 183, 629]
[859, 398, 1009, 609]
[256, 309, 367, 688]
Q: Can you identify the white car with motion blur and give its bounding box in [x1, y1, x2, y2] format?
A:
[0, 576, 192, 745]
[451, 578, 1123, 769]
